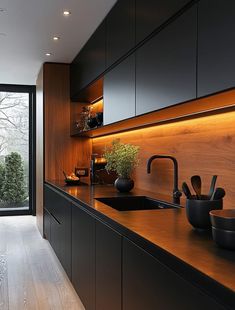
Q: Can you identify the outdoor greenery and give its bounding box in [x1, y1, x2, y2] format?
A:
[104, 139, 140, 178]
[0, 162, 5, 200]
[0, 92, 29, 208]
[1, 152, 27, 203]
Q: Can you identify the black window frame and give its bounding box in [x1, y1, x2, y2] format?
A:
[0, 84, 36, 216]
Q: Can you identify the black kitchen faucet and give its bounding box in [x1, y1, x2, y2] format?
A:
[147, 155, 182, 204]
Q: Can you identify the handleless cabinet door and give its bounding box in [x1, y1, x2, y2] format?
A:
[70, 21, 105, 99]
[96, 220, 122, 310]
[123, 238, 226, 310]
[135, 0, 190, 44]
[198, 0, 235, 97]
[71, 203, 95, 310]
[136, 5, 197, 116]
[104, 54, 135, 125]
[106, 0, 135, 67]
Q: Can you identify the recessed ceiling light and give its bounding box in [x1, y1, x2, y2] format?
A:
[46, 53, 52, 56]
[63, 10, 71, 16]
[53, 36, 60, 41]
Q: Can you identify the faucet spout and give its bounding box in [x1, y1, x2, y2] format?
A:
[146, 155, 182, 204]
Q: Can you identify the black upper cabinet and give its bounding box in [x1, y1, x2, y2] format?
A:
[106, 0, 135, 68]
[71, 203, 95, 310]
[70, 21, 105, 100]
[135, 0, 190, 44]
[104, 54, 135, 124]
[136, 5, 197, 116]
[96, 220, 122, 310]
[123, 238, 226, 310]
[198, 0, 235, 97]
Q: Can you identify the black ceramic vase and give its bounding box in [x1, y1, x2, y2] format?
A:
[114, 177, 134, 193]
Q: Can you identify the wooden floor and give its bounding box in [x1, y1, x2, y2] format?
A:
[0, 216, 85, 310]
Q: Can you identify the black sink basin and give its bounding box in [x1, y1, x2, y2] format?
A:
[95, 196, 180, 211]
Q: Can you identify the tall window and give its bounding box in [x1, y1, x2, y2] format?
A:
[0, 86, 35, 215]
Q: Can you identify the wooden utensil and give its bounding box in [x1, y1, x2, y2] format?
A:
[182, 182, 192, 199]
[191, 175, 202, 199]
[211, 187, 226, 200]
[208, 175, 218, 199]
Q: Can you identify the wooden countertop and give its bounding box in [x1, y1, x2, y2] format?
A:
[45, 180, 235, 308]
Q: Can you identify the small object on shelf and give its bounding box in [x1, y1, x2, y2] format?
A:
[63, 171, 80, 185]
[210, 209, 235, 231]
[96, 112, 103, 126]
[87, 116, 98, 128]
[186, 196, 223, 231]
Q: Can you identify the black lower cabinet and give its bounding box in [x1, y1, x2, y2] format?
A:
[43, 208, 51, 242]
[71, 203, 95, 310]
[44, 185, 71, 279]
[122, 238, 226, 310]
[95, 220, 122, 310]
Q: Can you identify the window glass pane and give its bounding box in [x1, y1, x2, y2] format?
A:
[0, 92, 29, 210]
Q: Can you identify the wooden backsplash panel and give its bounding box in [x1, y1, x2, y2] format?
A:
[44, 63, 91, 182]
[92, 110, 235, 208]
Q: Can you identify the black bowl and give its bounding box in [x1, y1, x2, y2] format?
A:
[186, 198, 223, 230]
[64, 179, 80, 186]
[210, 209, 235, 231]
[212, 226, 235, 250]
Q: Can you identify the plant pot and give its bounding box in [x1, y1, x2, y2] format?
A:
[114, 177, 134, 193]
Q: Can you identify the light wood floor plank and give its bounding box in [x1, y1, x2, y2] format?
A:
[0, 216, 85, 310]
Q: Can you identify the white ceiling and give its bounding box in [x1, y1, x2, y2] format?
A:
[0, 0, 117, 85]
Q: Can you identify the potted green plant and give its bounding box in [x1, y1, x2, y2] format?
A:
[104, 139, 139, 192]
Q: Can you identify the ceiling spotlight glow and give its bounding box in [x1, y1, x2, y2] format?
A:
[53, 36, 60, 41]
[46, 53, 52, 56]
[63, 10, 71, 16]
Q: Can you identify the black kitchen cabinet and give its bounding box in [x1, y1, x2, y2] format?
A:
[70, 21, 105, 100]
[104, 54, 135, 124]
[44, 185, 72, 278]
[136, 5, 197, 116]
[106, 0, 135, 68]
[43, 208, 51, 241]
[71, 203, 95, 310]
[135, 0, 190, 44]
[123, 238, 226, 310]
[197, 0, 235, 97]
[95, 220, 122, 310]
